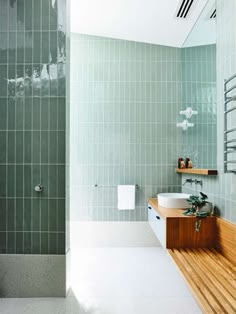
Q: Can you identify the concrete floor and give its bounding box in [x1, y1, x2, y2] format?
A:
[0, 247, 201, 314]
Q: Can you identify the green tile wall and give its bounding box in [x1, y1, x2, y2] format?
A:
[0, 0, 67, 254]
[70, 33, 183, 221]
[181, 45, 217, 168]
[182, 0, 236, 223]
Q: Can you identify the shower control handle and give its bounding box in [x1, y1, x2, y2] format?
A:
[34, 184, 43, 193]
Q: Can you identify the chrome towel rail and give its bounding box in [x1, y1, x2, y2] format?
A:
[224, 74, 236, 174]
[94, 184, 139, 189]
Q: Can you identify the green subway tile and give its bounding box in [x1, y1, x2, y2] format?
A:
[42, 0, 50, 30]
[8, 65, 16, 97]
[7, 98, 16, 129]
[49, 199, 57, 232]
[0, 67, 8, 97]
[17, 0, 25, 26]
[0, 0, 67, 256]
[0, 2, 8, 32]
[57, 199, 65, 232]
[16, 232, 24, 254]
[32, 131, 40, 163]
[9, 1, 17, 30]
[49, 97, 58, 129]
[0, 200, 6, 231]
[32, 65, 41, 96]
[0, 232, 6, 254]
[41, 232, 48, 254]
[0, 166, 6, 198]
[24, 131, 32, 163]
[7, 232, 16, 254]
[41, 65, 50, 96]
[41, 166, 49, 198]
[25, 0, 33, 30]
[42, 32, 50, 64]
[16, 199, 23, 231]
[7, 166, 16, 198]
[58, 132, 65, 164]
[24, 232, 32, 254]
[32, 232, 40, 254]
[50, 31, 58, 64]
[58, 166, 65, 197]
[16, 166, 24, 197]
[57, 98, 65, 130]
[24, 199, 32, 231]
[24, 98, 33, 129]
[58, 63, 65, 96]
[8, 33, 16, 63]
[41, 199, 48, 231]
[33, 0, 42, 30]
[49, 232, 57, 254]
[49, 64, 58, 96]
[16, 97, 24, 129]
[24, 166, 32, 197]
[41, 131, 49, 163]
[16, 132, 23, 163]
[49, 166, 57, 197]
[50, 2, 58, 30]
[32, 200, 40, 231]
[57, 233, 65, 254]
[32, 97, 41, 129]
[7, 200, 15, 231]
[0, 132, 6, 163]
[41, 98, 49, 129]
[49, 131, 57, 163]
[17, 32, 24, 64]
[57, 0, 66, 30]
[0, 98, 7, 130]
[25, 32, 33, 63]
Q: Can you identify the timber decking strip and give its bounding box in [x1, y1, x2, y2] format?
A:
[168, 248, 236, 314]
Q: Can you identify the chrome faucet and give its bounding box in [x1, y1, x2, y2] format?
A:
[183, 178, 194, 185]
[183, 178, 203, 187]
[195, 179, 203, 187]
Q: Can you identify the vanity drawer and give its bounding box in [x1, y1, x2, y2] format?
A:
[148, 204, 166, 248]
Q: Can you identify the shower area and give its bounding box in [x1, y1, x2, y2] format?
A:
[0, 0, 69, 297]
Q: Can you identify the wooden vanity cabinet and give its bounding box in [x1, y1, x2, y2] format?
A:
[148, 198, 216, 249]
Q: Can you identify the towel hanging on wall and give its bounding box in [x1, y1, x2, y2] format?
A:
[117, 185, 135, 210]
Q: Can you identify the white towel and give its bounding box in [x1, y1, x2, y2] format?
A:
[117, 185, 135, 210]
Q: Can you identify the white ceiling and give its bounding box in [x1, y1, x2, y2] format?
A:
[71, 0, 209, 48]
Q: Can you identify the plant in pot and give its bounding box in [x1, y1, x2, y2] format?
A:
[183, 192, 212, 217]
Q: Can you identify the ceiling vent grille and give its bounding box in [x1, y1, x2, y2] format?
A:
[176, 0, 194, 19]
[209, 9, 216, 19]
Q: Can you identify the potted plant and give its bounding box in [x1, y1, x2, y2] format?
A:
[183, 192, 213, 217]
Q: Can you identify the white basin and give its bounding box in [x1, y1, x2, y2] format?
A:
[158, 193, 191, 209]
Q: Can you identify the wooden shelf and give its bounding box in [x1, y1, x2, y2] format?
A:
[176, 168, 218, 175]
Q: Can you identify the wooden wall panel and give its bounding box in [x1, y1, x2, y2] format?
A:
[216, 218, 236, 264]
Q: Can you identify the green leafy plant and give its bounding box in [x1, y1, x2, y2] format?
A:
[183, 192, 208, 216]
[187, 192, 208, 210]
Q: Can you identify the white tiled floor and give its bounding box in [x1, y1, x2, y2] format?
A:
[0, 247, 201, 314]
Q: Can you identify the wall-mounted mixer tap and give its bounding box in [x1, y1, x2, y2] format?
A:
[183, 178, 195, 185]
[183, 178, 203, 187]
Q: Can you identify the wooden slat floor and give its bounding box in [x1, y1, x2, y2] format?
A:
[168, 248, 236, 314]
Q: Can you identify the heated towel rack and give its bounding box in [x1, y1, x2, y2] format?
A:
[224, 74, 236, 174]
